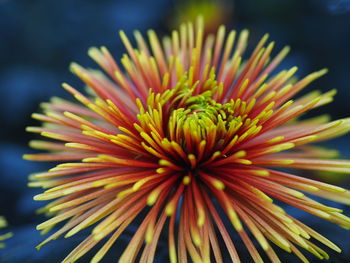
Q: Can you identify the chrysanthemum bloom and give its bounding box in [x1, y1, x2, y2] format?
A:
[0, 216, 13, 248]
[172, 0, 233, 34]
[25, 18, 350, 263]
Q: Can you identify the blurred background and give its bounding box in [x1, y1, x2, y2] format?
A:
[0, 0, 349, 262]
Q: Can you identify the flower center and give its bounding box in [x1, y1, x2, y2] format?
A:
[135, 70, 257, 174]
[169, 94, 241, 152]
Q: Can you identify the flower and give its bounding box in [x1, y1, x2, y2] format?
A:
[0, 216, 13, 248]
[24, 17, 350, 263]
[171, 0, 233, 34]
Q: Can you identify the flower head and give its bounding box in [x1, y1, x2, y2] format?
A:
[171, 0, 233, 34]
[25, 17, 350, 263]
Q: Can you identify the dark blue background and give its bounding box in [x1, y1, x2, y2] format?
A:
[0, 0, 350, 262]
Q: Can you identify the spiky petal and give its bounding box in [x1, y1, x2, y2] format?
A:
[0, 216, 13, 248]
